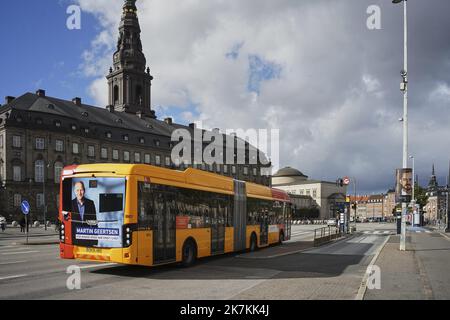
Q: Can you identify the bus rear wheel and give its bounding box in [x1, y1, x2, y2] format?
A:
[182, 240, 197, 267]
[250, 233, 258, 252]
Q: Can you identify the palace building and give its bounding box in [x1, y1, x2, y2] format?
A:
[0, 0, 270, 222]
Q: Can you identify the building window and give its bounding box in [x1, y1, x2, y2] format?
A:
[0, 135, 3, 148]
[313, 189, 317, 198]
[106, 132, 112, 139]
[55, 140, 64, 152]
[55, 120, 61, 128]
[54, 162, 63, 184]
[124, 151, 130, 162]
[134, 152, 141, 163]
[13, 166, 21, 182]
[155, 155, 161, 166]
[243, 167, 248, 175]
[154, 140, 160, 147]
[35, 160, 44, 183]
[101, 148, 108, 159]
[13, 135, 21, 148]
[232, 166, 236, 174]
[144, 154, 151, 164]
[306, 189, 311, 196]
[223, 165, 228, 174]
[37, 193, 44, 208]
[216, 164, 221, 173]
[88, 145, 95, 158]
[35, 138, 45, 150]
[165, 157, 171, 167]
[72, 143, 79, 154]
[14, 194, 22, 207]
[139, 137, 145, 144]
[123, 135, 129, 142]
[300, 189, 304, 195]
[71, 124, 77, 131]
[113, 149, 119, 160]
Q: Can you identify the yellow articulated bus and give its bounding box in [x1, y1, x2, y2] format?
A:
[59, 164, 292, 267]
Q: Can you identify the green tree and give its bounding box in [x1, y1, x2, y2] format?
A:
[414, 185, 428, 209]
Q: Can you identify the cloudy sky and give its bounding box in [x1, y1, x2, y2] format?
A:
[1, 0, 450, 194]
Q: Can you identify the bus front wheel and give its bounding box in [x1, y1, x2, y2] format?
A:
[182, 239, 197, 267]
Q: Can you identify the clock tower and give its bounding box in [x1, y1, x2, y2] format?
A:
[106, 0, 155, 118]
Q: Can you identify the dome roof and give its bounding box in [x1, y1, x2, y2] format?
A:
[273, 167, 308, 178]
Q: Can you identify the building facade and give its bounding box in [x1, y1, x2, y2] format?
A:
[0, 0, 270, 222]
[424, 165, 449, 224]
[272, 167, 347, 220]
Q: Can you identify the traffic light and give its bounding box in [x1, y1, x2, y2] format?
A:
[336, 178, 344, 187]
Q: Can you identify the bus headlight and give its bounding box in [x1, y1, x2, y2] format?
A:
[126, 240, 130, 245]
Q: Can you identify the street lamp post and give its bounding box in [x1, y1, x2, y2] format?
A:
[393, 0, 408, 251]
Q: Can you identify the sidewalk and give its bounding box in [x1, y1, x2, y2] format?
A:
[0, 225, 59, 238]
[364, 230, 450, 299]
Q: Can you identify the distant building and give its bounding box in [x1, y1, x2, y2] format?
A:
[348, 191, 395, 222]
[272, 167, 346, 219]
[424, 164, 449, 223]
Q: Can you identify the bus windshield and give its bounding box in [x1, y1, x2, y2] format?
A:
[62, 177, 126, 248]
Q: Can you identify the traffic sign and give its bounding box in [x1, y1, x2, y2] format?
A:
[21, 200, 30, 215]
[343, 177, 350, 185]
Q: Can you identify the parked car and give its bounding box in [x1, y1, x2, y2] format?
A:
[327, 219, 337, 227]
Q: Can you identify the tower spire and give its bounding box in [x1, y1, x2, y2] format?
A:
[106, 0, 155, 118]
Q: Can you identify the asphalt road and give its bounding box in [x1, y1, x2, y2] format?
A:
[0, 223, 395, 300]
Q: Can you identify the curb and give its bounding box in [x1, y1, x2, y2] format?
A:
[355, 235, 390, 300]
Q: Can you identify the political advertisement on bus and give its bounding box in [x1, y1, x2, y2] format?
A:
[63, 177, 126, 248]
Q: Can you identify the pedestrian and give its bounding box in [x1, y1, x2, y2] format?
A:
[20, 216, 25, 233]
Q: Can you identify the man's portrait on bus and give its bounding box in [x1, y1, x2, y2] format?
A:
[71, 181, 97, 222]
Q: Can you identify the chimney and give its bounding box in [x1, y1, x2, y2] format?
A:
[72, 97, 82, 106]
[164, 117, 173, 125]
[106, 105, 115, 113]
[5, 96, 15, 104]
[36, 89, 46, 97]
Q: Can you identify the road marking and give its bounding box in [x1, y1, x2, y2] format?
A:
[79, 263, 117, 270]
[0, 261, 27, 266]
[0, 247, 32, 253]
[0, 274, 28, 281]
[1, 251, 40, 255]
[373, 231, 381, 234]
[383, 231, 390, 234]
[355, 235, 390, 300]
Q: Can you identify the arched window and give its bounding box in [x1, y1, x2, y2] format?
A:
[136, 85, 142, 104]
[113, 85, 119, 105]
[35, 160, 44, 183]
[54, 162, 64, 184]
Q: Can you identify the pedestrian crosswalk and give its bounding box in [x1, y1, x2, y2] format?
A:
[361, 230, 432, 235]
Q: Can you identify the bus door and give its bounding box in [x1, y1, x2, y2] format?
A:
[260, 212, 269, 246]
[210, 199, 225, 255]
[153, 188, 176, 264]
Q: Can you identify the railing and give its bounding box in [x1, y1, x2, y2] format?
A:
[313, 226, 342, 247]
